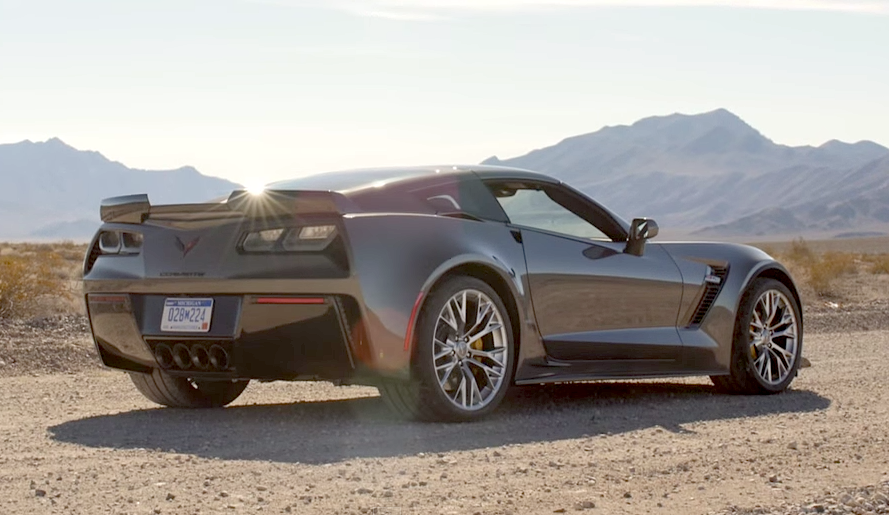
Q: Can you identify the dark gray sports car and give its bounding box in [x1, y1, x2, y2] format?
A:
[83, 165, 803, 421]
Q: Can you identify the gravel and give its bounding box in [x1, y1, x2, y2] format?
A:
[805, 299, 889, 334]
[1, 307, 888, 513]
[723, 482, 889, 514]
[0, 314, 94, 377]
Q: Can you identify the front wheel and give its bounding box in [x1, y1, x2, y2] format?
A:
[711, 278, 802, 394]
[379, 276, 516, 422]
[129, 369, 249, 408]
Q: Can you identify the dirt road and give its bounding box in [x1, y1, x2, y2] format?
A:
[1, 328, 888, 514]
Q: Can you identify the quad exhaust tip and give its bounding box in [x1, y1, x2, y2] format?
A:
[209, 344, 229, 370]
[172, 344, 192, 369]
[154, 344, 174, 369]
[190, 345, 211, 370]
[155, 343, 231, 372]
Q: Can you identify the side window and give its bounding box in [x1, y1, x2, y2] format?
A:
[410, 179, 510, 223]
[490, 184, 610, 241]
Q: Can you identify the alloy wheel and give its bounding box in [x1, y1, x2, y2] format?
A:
[432, 289, 509, 411]
[749, 289, 799, 385]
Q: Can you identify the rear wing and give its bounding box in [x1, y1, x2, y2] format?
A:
[100, 190, 359, 224]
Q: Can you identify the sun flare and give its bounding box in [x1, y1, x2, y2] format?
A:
[246, 182, 267, 195]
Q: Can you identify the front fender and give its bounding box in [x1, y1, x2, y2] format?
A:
[661, 242, 802, 372]
[740, 260, 802, 308]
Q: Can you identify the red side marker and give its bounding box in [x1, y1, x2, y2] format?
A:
[404, 291, 425, 352]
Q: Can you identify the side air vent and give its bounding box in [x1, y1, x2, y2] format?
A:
[83, 240, 102, 275]
[688, 265, 728, 326]
[334, 295, 363, 367]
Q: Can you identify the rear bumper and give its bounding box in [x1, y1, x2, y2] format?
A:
[86, 292, 362, 381]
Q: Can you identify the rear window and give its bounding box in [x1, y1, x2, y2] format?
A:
[347, 176, 510, 223]
[267, 168, 434, 192]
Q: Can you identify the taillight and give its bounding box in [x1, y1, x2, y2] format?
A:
[84, 230, 142, 274]
[239, 225, 337, 253]
[241, 229, 285, 253]
[97, 230, 143, 255]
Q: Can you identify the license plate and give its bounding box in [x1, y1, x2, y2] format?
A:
[161, 298, 213, 332]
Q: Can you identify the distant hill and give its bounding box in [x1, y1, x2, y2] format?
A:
[485, 109, 889, 237]
[5, 112, 889, 241]
[692, 155, 889, 237]
[0, 138, 241, 239]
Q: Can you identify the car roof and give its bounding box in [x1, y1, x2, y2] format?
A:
[266, 165, 557, 194]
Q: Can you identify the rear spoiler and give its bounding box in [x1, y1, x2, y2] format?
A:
[100, 190, 358, 224]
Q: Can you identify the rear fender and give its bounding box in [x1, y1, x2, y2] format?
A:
[415, 254, 536, 381]
[342, 214, 532, 379]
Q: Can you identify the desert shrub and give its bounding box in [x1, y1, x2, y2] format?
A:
[806, 251, 858, 297]
[864, 254, 889, 275]
[53, 241, 89, 263]
[787, 237, 815, 264]
[776, 237, 859, 297]
[0, 252, 71, 318]
[758, 244, 777, 257]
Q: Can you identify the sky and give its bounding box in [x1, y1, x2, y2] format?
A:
[1, 0, 888, 187]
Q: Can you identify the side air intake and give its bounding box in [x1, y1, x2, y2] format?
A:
[83, 239, 103, 275]
[688, 265, 728, 326]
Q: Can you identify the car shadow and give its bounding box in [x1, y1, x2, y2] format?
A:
[49, 382, 830, 465]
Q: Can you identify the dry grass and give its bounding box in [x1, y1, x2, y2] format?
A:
[754, 237, 889, 300]
[786, 237, 816, 264]
[806, 251, 858, 297]
[862, 254, 889, 275]
[0, 242, 86, 318]
[749, 235, 889, 255]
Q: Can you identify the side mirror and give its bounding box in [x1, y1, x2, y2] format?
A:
[625, 218, 659, 256]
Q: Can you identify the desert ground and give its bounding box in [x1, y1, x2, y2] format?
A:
[1, 238, 888, 515]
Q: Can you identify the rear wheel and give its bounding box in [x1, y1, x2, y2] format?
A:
[379, 276, 515, 422]
[711, 278, 802, 394]
[129, 369, 249, 408]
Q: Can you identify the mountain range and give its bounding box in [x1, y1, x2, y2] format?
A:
[0, 138, 240, 239]
[484, 108, 889, 238]
[2, 110, 888, 240]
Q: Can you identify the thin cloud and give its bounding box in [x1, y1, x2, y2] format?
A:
[347, 8, 448, 20]
[275, 0, 889, 19]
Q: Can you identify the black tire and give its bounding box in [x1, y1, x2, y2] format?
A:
[379, 276, 516, 422]
[711, 278, 803, 394]
[129, 369, 249, 408]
